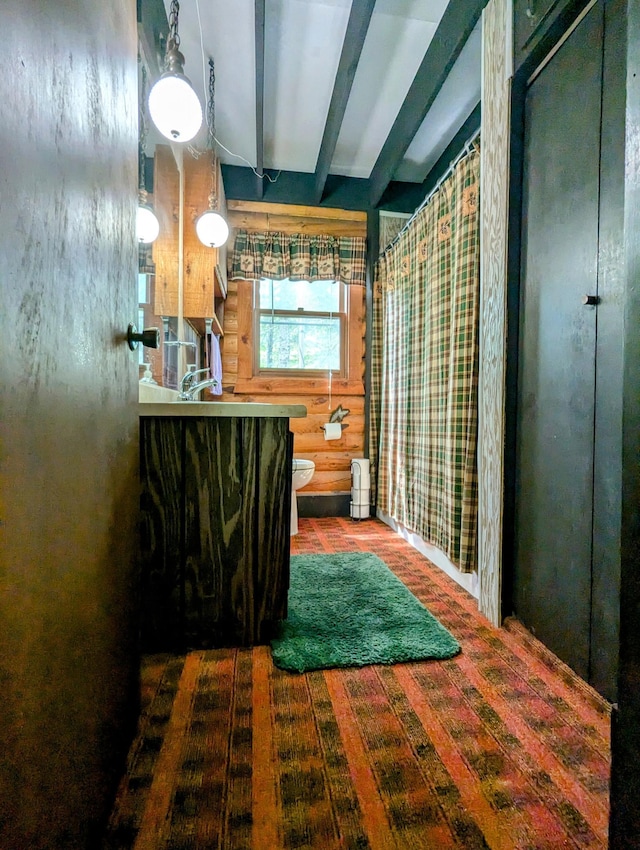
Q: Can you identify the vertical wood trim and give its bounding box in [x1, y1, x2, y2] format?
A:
[152, 145, 180, 316]
[236, 279, 254, 381]
[183, 150, 219, 318]
[609, 0, 640, 843]
[348, 285, 366, 383]
[590, 0, 624, 701]
[365, 210, 379, 462]
[478, 0, 511, 626]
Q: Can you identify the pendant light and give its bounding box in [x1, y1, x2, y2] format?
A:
[195, 208, 229, 248]
[137, 204, 160, 245]
[137, 64, 160, 244]
[148, 0, 202, 143]
[195, 58, 229, 248]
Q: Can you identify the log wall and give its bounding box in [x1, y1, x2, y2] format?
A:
[221, 201, 367, 495]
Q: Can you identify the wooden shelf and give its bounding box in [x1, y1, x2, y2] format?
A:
[187, 314, 224, 338]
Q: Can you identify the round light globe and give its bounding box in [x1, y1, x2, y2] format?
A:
[195, 210, 229, 248]
[148, 74, 203, 143]
[137, 205, 160, 244]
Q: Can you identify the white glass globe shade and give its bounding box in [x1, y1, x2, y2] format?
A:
[137, 205, 160, 244]
[148, 74, 203, 143]
[195, 210, 229, 248]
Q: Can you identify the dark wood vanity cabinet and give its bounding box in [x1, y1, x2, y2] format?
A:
[140, 415, 293, 651]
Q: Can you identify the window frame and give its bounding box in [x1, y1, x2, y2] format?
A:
[253, 278, 348, 378]
[234, 278, 365, 397]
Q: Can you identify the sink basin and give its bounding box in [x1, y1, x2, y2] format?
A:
[139, 401, 307, 418]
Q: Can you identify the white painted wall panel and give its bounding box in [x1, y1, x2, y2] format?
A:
[332, 8, 438, 178]
[264, 0, 351, 173]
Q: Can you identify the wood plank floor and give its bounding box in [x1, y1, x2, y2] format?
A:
[103, 517, 611, 849]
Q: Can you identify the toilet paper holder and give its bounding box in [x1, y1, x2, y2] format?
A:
[322, 422, 342, 440]
[320, 404, 351, 440]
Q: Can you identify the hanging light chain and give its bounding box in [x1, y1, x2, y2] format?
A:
[195, 52, 228, 246]
[148, 0, 202, 144]
[138, 63, 148, 196]
[137, 61, 160, 243]
[162, 0, 185, 76]
[207, 58, 216, 148]
[168, 0, 181, 51]
[207, 58, 217, 209]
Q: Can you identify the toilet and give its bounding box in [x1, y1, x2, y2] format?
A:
[291, 458, 315, 535]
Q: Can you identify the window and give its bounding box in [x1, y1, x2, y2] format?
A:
[256, 278, 346, 375]
[234, 277, 364, 396]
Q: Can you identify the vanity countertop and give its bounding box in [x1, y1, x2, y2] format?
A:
[139, 401, 307, 418]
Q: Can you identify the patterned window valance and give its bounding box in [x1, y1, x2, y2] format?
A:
[229, 230, 366, 286]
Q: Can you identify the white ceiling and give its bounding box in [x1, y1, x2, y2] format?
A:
[396, 19, 481, 182]
[154, 0, 481, 195]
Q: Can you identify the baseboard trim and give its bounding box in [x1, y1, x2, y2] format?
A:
[377, 510, 479, 599]
[297, 494, 351, 518]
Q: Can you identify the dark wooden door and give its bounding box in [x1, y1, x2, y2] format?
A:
[0, 0, 140, 845]
[514, 2, 606, 685]
[513, 0, 563, 61]
[512, 0, 590, 74]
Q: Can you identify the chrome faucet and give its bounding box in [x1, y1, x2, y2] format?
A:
[184, 378, 220, 399]
[179, 368, 208, 395]
[178, 368, 220, 400]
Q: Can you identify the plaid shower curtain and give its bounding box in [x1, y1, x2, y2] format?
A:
[370, 148, 480, 573]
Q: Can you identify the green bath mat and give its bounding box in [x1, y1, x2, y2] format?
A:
[270, 552, 460, 672]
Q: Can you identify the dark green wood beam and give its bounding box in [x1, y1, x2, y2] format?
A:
[368, 0, 486, 208]
[221, 164, 425, 213]
[313, 0, 376, 204]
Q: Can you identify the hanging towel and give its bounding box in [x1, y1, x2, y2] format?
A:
[209, 333, 223, 395]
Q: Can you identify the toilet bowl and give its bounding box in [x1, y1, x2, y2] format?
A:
[291, 459, 315, 535]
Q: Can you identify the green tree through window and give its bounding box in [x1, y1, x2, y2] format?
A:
[257, 278, 344, 374]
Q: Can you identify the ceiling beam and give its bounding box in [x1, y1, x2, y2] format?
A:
[222, 164, 426, 211]
[220, 100, 480, 216]
[368, 0, 486, 208]
[254, 0, 266, 200]
[313, 0, 377, 205]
